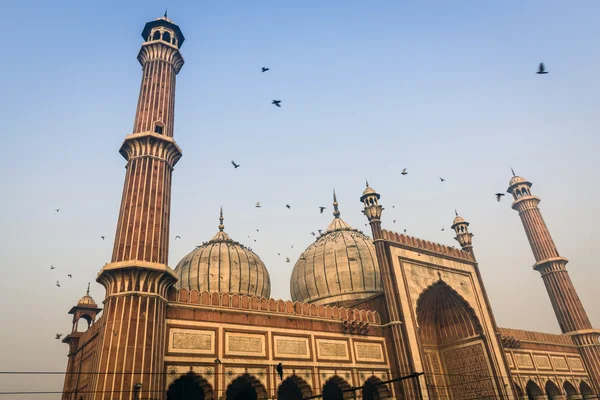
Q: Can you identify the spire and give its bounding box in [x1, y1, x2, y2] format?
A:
[511, 166, 516, 176]
[218, 207, 225, 231]
[455, 209, 458, 216]
[164, 8, 168, 18]
[333, 189, 340, 218]
[365, 179, 369, 188]
[86, 282, 90, 296]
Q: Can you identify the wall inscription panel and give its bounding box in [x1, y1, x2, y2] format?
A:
[316, 339, 349, 361]
[225, 332, 266, 357]
[273, 336, 310, 359]
[354, 342, 385, 362]
[441, 342, 496, 400]
[567, 357, 585, 371]
[169, 328, 215, 354]
[505, 352, 514, 368]
[534, 355, 551, 370]
[514, 353, 534, 369]
[551, 356, 569, 371]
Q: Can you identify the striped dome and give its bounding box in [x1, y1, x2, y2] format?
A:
[173, 211, 270, 298]
[290, 193, 382, 306]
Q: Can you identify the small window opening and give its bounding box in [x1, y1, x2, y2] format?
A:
[152, 31, 161, 41]
[163, 32, 171, 43]
[154, 124, 164, 134]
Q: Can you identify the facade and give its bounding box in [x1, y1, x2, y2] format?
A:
[61, 15, 600, 400]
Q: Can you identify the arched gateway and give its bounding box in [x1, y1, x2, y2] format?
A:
[166, 372, 214, 400]
[226, 374, 268, 400]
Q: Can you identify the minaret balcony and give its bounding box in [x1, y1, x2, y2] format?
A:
[118, 131, 182, 167]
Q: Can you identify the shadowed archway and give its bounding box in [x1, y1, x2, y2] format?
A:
[546, 380, 562, 400]
[277, 375, 312, 400]
[166, 372, 214, 400]
[322, 376, 352, 400]
[563, 381, 578, 399]
[417, 280, 496, 400]
[580, 381, 594, 399]
[526, 380, 544, 400]
[362, 376, 392, 400]
[226, 374, 267, 400]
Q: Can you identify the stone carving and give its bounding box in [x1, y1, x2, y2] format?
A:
[442, 343, 496, 400]
[228, 335, 263, 353]
[514, 353, 534, 368]
[567, 357, 584, 371]
[534, 355, 551, 369]
[343, 320, 369, 335]
[355, 342, 384, 362]
[551, 356, 568, 370]
[172, 332, 212, 350]
[274, 336, 309, 358]
[317, 339, 349, 360]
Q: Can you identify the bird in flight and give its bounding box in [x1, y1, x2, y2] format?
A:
[401, 168, 408, 176]
[68, 274, 72, 278]
[278, 253, 281, 256]
[255, 202, 261, 208]
[100, 236, 105, 240]
[256, 229, 260, 232]
[261, 67, 269, 72]
[318, 229, 323, 235]
[56, 281, 61, 287]
[319, 206, 326, 214]
[253, 239, 257, 242]
[55, 333, 63, 339]
[55, 209, 60, 212]
[536, 63, 549, 75]
[441, 228, 445, 231]
[286, 204, 291, 209]
[50, 265, 56, 270]
[231, 161, 240, 169]
[175, 236, 181, 240]
[403, 229, 407, 233]
[439, 177, 445, 182]
[311, 232, 315, 236]
[285, 257, 290, 263]
[272, 100, 282, 107]
[495, 193, 505, 202]
[393, 220, 396, 224]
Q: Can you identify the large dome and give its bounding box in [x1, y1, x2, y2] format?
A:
[290, 192, 382, 306]
[173, 210, 271, 298]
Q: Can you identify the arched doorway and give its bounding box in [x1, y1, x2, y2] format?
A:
[545, 380, 562, 400]
[277, 375, 312, 400]
[167, 372, 214, 400]
[580, 381, 594, 399]
[416, 280, 496, 400]
[322, 376, 352, 400]
[526, 380, 544, 400]
[226, 374, 268, 400]
[362, 377, 392, 400]
[514, 382, 526, 400]
[563, 381, 579, 400]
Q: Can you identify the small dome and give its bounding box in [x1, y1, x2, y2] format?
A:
[509, 175, 526, 186]
[452, 215, 466, 225]
[173, 210, 271, 298]
[291, 193, 382, 306]
[362, 186, 376, 196]
[78, 284, 97, 306]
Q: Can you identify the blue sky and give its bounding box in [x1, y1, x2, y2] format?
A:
[1, 0, 599, 397]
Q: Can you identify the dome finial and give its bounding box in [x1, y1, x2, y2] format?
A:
[86, 282, 90, 296]
[333, 189, 340, 218]
[511, 166, 516, 176]
[164, 8, 168, 18]
[218, 207, 225, 231]
[455, 209, 458, 216]
[365, 179, 369, 188]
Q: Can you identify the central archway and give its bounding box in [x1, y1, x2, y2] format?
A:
[526, 380, 544, 400]
[416, 280, 496, 400]
[166, 372, 214, 400]
[322, 376, 352, 400]
[362, 377, 392, 400]
[277, 375, 312, 400]
[226, 374, 268, 400]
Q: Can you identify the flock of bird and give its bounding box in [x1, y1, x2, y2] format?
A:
[51, 62, 550, 339]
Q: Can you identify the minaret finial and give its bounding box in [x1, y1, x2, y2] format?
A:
[218, 207, 224, 231]
[455, 209, 458, 216]
[333, 189, 340, 218]
[86, 282, 90, 295]
[511, 166, 516, 176]
[365, 179, 369, 188]
[164, 8, 168, 18]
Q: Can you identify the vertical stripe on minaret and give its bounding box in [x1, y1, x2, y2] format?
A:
[92, 16, 184, 400]
[508, 174, 600, 395]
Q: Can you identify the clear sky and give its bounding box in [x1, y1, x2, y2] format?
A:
[1, 0, 599, 398]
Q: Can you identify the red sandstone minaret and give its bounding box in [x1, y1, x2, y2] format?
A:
[93, 14, 184, 400]
[508, 171, 600, 395]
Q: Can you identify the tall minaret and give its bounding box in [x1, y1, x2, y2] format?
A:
[361, 182, 422, 400]
[93, 15, 184, 400]
[508, 172, 600, 394]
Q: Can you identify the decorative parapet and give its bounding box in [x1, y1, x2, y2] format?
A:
[498, 327, 574, 346]
[166, 288, 381, 325]
[501, 335, 521, 349]
[381, 230, 474, 261]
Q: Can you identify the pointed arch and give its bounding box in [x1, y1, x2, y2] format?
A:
[580, 381, 594, 399]
[563, 381, 577, 396]
[362, 376, 393, 400]
[545, 380, 562, 399]
[277, 375, 312, 400]
[526, 380, 544, 400]
[322, 376, 353, 400]
[514, 382, 524, 397]
[226, 374, 267, 400]
[166, 372, 214, 400]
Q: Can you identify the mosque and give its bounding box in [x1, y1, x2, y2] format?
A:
[61, 15, 600, 400]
